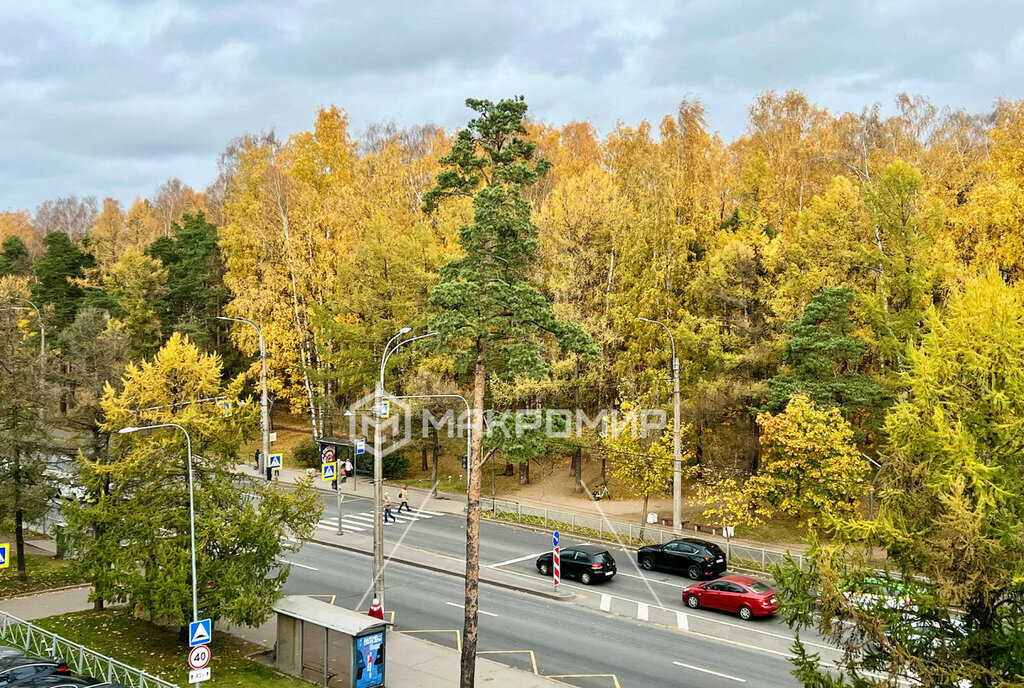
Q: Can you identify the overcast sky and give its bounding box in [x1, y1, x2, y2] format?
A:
[3, 0, 1023, 212]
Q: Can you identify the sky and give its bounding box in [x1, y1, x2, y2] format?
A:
[3, 0, 1023, 212]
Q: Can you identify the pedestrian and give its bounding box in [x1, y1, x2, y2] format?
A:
[368, 597, 384, 619]
[383, 494, 396, 523]
[397, 485, 411, 514]
[342, 458, 354, 484]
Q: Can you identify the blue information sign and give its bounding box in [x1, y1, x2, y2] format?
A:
[552, 531, 559, 548]
[189, 618, 212, 647]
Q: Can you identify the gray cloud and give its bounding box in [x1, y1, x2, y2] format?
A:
[1, 0, 1022, 211]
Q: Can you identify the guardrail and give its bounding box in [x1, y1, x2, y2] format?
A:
[0, 611, 178, 688]
[480, 497, 807, 573]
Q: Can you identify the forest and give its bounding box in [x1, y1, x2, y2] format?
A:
[2, 89, 1022, 501]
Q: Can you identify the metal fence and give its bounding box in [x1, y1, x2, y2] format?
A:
[480, 497, 807, 573]
[0, 611, 178, 688]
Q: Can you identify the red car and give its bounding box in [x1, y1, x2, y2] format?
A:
[682, 574, 778, 620]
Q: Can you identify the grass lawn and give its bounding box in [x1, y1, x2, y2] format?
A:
[34, 610, 309, 688]
[0, 552, 87, 598]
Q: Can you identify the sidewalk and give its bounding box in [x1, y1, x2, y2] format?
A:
[2, 587, 570, 688]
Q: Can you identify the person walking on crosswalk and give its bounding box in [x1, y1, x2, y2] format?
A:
[383, 494, 397, 523]
[397, 485, 411, 514]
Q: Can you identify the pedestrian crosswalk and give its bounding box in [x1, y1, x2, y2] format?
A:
[318, 507, 443, 532]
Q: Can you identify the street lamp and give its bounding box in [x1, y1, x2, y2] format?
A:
[636, 317, 682, 534]
[218, 316, 269, 478]
[370, 328, 437, 609]
[118, 423, 199, 687]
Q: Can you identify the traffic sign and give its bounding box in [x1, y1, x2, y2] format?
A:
[269, 432, 278, 443]
[188, 644, 211, 670]
[268, 454, 282, 470]
[380, 400, 390, 419]
[0, 543, 8, 569]
[552, 531, 559, 548]
[220, 400, 232, 413]
[322, 462, 336, 481]
[188, 667, 211, 683]
[355, 439, 365, 455]
[189, 619, 212, 647]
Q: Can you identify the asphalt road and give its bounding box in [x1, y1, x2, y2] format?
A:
[321, 492, 818, 640]
[282, 539, 806, 688]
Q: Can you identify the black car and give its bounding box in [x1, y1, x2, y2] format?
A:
[14, 677, 102, 687]
[636, 537, 727, 579]
[536, 545, 616, 585]
[0, 651, 22, 662]
[0, 656, 70, 685]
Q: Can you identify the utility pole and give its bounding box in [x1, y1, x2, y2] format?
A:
[637, 317, 682, 534]
[218, 316, 269, 478]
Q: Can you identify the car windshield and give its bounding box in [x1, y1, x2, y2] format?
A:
[748, 581, 771, 593]
[704, 543, 724, 555]
[593, 552, 613, 564]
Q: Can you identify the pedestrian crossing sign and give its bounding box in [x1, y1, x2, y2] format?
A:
[268, 454, 282, 470]
[322, 462, 336, 481]
[0, 543, 8, 569]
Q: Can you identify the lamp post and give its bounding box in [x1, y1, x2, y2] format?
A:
[118, 423, 199, 687]
[637, 317, 682, 534]
[218, 316, 269, 478]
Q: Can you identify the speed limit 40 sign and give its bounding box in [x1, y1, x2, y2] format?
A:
[188, 644, 211, 670]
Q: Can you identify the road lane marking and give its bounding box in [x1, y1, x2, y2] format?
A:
[282, 560, 318, 571]
[547, 674, 621, 688]
[446, 601, 497, 617]
[489, 551, 549, 568]
[478, 650, 539, 674]
[399, 629, 462, 651]
[673, 661, 746, 682]
[676, 611, 689, 631]
[600, 594, 611, 611]
[637, 602, 649, 621]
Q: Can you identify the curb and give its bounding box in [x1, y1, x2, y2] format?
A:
[309, 536, 574, 602]
[0, 583, 92, 603]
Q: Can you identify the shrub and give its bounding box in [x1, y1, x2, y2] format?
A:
[383, 454, 410, 479]
[292, 438, 320, 468]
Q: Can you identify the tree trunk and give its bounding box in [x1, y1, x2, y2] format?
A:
[460, 336, 486, 688]
[14, 507, 27, 582]
[503, 462, 514, 477]
[518, 461, 529, 485]
[571, 447, 582, 494]
[639, 494, 650, 540]
[421, 445, 428, 472]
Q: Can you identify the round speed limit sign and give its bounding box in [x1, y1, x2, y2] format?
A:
[188, 644, 211, 670]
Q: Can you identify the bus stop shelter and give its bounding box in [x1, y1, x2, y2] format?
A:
[274, 595, 387, 688]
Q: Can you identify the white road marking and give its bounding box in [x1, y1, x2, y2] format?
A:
[613, 570, 694, 589]
[673, 661, 746, 682]
[488, 551, 549, 568]
[637, 602, 649, 621]
[600, 594, 611, 612]
[445, 601, 497, 617]
[676, 611, 689, 631]
[282, 560, 319, 571]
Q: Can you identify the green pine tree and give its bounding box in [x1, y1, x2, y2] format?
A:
[422, 96, 596, 688]
[0, 236, 31, 277]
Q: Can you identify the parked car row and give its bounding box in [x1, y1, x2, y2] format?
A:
[534, 537, 779, 621]
[0, 647, 127, 687]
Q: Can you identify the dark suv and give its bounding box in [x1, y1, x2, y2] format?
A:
[636, 537, 727, 579]
[0, 655, 70, 685]
[536, 545, 616, 585]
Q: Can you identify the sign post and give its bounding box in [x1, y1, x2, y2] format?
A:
[552, 531, 560, 589]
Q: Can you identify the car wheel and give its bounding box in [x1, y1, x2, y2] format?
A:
[685, 594, 700, 609]
[640, 555, 656, 571]
[739, 605, 753, 620]
[539, 562, 550, 576]
[580, 571, 593, 585]
[687, 565, 702, 580]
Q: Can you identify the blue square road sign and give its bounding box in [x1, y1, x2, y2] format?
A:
[189, 618, 212, 647]
[0, 543, 8, 569]
[552, 531, 559, 548]
[322, 462, 336, 481]
[268, 454, 282, 469]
